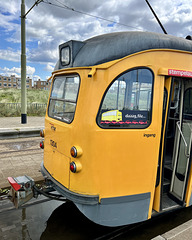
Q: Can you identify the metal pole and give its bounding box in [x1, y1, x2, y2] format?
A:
[145, 0, 167, 34]
[21, 0, 27, 123]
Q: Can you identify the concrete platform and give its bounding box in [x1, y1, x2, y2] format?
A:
[152, 219, 192, 239]
[0, 116, 44, 139]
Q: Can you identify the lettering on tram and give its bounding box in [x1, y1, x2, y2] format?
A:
[51, 125, 56, 131]
[7, 31, 192, 227]
[50, 140, 57, 148]
[143, 134, 156, 138]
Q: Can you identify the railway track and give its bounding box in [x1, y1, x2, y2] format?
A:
[0, 148, 42, 156]
[0, 137, 42, 156]
[0, 137, 43, 188]
[0, 196, 51, 214]
[92, 218, 149, 240]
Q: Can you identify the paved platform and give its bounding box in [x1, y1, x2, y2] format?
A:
[152, 219, 192, 239]
[0, 116, 45, 139]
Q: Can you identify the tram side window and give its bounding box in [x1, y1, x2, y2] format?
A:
[184, 88, 192, 119]
[48, 75, 80, 123]
[97, 68, 153, 128]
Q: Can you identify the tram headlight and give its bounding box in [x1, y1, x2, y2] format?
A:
[60, 46, 70, 66]
[70, 146, 83, 158]
[70, 162, 76, 173]
[70, 161, 82, 173]
[40, 140, 44, 149]
[40, 129, 45, 138]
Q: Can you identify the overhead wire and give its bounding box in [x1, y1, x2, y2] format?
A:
[42, 0, 143, 31]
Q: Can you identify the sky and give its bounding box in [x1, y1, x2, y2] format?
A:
[0, 0, 192, 81]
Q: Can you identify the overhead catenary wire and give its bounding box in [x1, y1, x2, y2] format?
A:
[22, 0, 43, 18]
[42, 0, 143, 31]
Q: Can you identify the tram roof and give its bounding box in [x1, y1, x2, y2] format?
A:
[56, 31, 192, 70]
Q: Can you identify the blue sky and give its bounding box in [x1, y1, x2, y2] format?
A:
[0, 0, 192, 82]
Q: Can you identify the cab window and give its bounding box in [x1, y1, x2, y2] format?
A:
[48, 75, 80, 123]
[97, 68, 153, 128]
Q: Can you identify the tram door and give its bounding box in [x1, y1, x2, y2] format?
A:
[169, 78, 192, 203]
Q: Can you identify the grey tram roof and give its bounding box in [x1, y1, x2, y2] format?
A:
[56, 31, 192, 70]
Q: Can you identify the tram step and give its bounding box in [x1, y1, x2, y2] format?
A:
[162, 193, 179, 211]
[163, 178, 171, 193]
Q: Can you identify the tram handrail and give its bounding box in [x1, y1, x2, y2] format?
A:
[176, 121, 191, 158]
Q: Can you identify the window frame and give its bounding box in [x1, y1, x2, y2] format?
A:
[48, 74, 80, 124]
[96, 67, 154, 129]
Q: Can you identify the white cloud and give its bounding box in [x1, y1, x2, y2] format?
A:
[0, 48, 20, 62]
[0, 0, 192, 81]
[26, 66, 36, 76]
[44, 63, 55, 72]
[0, 66, 35, 78]
[0, 2, 19, 14]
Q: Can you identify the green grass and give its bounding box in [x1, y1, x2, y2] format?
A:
[0, 88, 49, 103]
[0, 88, 50, 117]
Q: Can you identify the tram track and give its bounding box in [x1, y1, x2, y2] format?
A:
[0, 197, 53, 214]
[0, 137, 43, 189]
[93, 222, 144, 240]
[0, 147, 42, 156]
[0, 137, 42, 157]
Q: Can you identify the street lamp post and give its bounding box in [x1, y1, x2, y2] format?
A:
[20, 0, 43, 124]
[21, 0, 27, 124]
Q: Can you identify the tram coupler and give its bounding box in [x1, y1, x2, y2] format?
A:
[8, 175, 35, 208]
[7, 175, 67, 208]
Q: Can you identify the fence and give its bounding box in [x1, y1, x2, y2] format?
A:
[0, 103, 47, 109]
[0, 103, 47, 117]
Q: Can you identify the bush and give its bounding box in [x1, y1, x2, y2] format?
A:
[0, 103, 47, 117]
[0, 89, 49, 117]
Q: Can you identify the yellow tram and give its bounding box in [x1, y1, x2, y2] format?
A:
[40, 31, 192, 226]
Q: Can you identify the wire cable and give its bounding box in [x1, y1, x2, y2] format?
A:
[42, 0, 143, 31]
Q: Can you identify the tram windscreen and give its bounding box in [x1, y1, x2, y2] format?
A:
[48, 75, 80, 123]
[97, 68, 153, 128]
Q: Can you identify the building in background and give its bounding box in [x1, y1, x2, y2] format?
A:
[0, 75, 52, 90]
[34, 79, 51, 90]
[0, 75, 32, 89]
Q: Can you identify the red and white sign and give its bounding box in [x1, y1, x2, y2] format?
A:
[168, 69, 192, 78]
